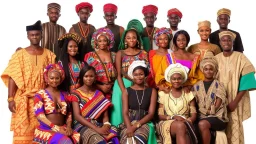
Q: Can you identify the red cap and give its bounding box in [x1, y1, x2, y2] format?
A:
[103, 3, 118, 14]
[167, 8, 182, 19]
[76, 2, 93, 13]
[142, 5, 158, 15]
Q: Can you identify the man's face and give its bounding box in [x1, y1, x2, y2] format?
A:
[78, 8, 90, 23]
[143, 12, 156, 27]
[220, 35, 233, 51]
[104, 12, 116, 25]
[168, 14, 180, 27]
[47, 8, 60, 23]
[27, 30, 42, 45]
[217, 14, 230, 29]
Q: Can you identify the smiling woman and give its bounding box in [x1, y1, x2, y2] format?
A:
[0, 0, 256, 144]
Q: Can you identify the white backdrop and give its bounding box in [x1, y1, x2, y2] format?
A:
[0, 0, 255, 143]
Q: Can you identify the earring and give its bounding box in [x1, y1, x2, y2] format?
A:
[137, 41, 140, 48]
[125, 42, 128, 48]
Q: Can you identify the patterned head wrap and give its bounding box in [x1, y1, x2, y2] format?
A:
[76, 2, 93, 13]
[91, 27, 115, 50]
[164, 63, 189, 84]
[44, 63, 65, 83]
[142, 5, 158, 15]
[58, 33, 82, 48]
[219, 30, 236, 41]
[153, 27, 172, 46]
[200, 57, 218, 72]
[119, 19, 144, 50]
[217, 8, 231, 17]
[198, 20, 211, 30]
[103, 3, 118, 14]
[48, 3, 61, 11]
[128, 60, 147, 79]
[167, 8, 183, 19]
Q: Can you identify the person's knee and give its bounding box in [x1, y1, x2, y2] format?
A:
[198, 120, 210, 130]
[176, 121, 186, 133]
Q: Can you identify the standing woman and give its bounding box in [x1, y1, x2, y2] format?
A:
[120, 61, 157, 144]
[188, 20, 221, 60]
[58, 33, 84, 92]
[69, 64, 119, 144]
[157, 63, 197, 144]
[84, 27, 117, 100]
[148, 27, 172, 88]
[33, 63, 79, 144]
[110, 20, 148, 127]
[155, 30, 204, 93]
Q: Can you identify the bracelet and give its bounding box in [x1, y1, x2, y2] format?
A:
[7, 97, 14, 102]
[51, 125, 60, 132]
[104, 121, 111, 126]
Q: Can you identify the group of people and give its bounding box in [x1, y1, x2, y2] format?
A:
[2, 2, 256, 144]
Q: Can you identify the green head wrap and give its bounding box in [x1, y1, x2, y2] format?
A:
[118, 19, 144, 50]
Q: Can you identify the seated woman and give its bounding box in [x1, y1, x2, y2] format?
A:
[157, 63, 197, 144]
[193, 57, 228, 144]
[155, 30, 204, 94]
[84, 27, 117, 100]
[69, 64, 119, 144]
[148, 27, 173, 88]
[188, 20, 221, 60]
[33, 63, 79, 144]
[58, 33, 84, 93]
[120, 60, 157, 144]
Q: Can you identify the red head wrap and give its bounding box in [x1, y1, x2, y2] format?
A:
[76, 2, 93, 13]
[142, 5, 158, 15]
[167, 8, 182, 19]
[103, 3, 118, 14]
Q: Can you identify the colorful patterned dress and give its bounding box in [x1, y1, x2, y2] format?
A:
[69, 89, 119, 144]
[33, 89, 79, 143]
[84, 52, 117, 99]
[68, 61, 84, 91]
[110, 50, 148, 126]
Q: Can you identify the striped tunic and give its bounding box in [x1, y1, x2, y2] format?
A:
[41, 22, 66, 60]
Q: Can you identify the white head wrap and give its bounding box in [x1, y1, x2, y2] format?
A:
[164, 63, 189, 84]
[127, 60, 147, 79]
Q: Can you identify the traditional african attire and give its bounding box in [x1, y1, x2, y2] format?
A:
[155, 52, 204, 88]
[215, 51, 256, 144]
[103, 3, 124, 52]
[148, 28, 172, 88]
[1, 20, 56, 144]
[69, 89, 119, 144]
[209, 8, 244, 52]
[141, 5, 159, 51]
[41, 3, 66, 61]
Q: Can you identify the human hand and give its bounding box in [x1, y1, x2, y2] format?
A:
[58, 126, 67, 135]
[126, 125, 136, 137]
[96, 126, 110, 135]
[227, 101, 237, 112]
[8, 101, 16, 113]
[65, 126, 73, 136]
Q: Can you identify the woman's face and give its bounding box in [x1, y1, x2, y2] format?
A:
[125, 30, 138, 48]
[83, 69, 96, 86]
[158, 34, 169, 49]
[176, 34, 187, 49]
[97, 35, 109, 50]
[170, 73, 184, 89]
[47, 71, 61, 88]
[198, 26, 211, 41]
[203, 64, 215, 79]
[67, 40, 78, 56]
[132, 68, 145, 85]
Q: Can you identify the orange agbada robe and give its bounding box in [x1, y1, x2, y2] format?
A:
[1, 48, 55, 144]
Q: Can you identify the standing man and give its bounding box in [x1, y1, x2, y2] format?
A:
[215, 31, 256, 144]
[209, 8, 244, 52]
[41, 3, 66, 60]
[69, 2, 96, 59]
[103, 3, 124, 52]
[141, 4, 159, 51]
[167, 8, 183, 51]
[1, 20, 56, 144]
